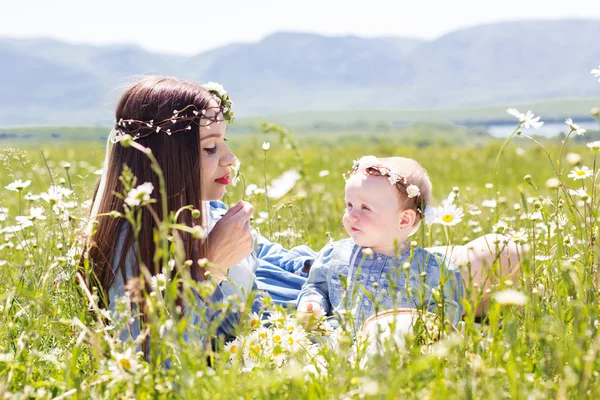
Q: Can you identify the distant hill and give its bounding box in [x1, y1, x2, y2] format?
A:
[1, 20, 599, 126]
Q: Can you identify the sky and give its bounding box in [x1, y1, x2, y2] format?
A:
[2, 0, 600, 55]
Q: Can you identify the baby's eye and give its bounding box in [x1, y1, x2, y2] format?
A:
[361, 204, 370, 210]
[204, 146, 217, 154]
[346, 202, 353, 210]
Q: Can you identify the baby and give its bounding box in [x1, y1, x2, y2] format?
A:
[297, 156, 464, 328]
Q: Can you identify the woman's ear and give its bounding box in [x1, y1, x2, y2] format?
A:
[398, 209, 417, 231]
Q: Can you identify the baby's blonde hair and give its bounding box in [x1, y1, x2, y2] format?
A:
[378, 157, 432, 219]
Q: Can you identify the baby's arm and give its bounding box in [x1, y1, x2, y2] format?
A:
[296, 243, 335, 326]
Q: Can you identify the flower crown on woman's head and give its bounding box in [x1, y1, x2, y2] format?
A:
[112, 81, 234, 143]
[344, 155, 424, 212]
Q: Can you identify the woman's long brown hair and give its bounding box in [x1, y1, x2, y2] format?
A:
[85, 76, 212, 309]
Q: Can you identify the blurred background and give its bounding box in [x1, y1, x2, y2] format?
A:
[1, 0, 599, 137]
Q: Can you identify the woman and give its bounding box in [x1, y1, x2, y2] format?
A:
[84, 76, 518, 345]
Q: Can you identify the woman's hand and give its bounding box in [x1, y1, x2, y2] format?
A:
[205, 201, 255, 279]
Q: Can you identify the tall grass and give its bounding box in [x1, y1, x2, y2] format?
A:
[0, 121, 599, 399]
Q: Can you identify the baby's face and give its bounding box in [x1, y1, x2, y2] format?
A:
[343, 173, 403, 253]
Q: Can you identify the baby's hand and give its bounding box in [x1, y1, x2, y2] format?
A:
[296, 301, 323, 330]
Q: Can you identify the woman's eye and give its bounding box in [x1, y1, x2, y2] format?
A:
[204, 146, 217, 154]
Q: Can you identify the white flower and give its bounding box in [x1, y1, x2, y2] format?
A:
[111, 348, 140, 373]
[545, 177, 560, 189]
[40, 186, 73, 205]
[231, 158, 241, 187]
[568, 166, 593, 180]
[356, 155, 378, 171]
[587, 141, 600, 151]
[362, 248, 374, 257]
[150, 273, 167, 293]
[200, 81, 227, 97]
[481, 199, 497, 208]
[267, 169, 300, 199]
[492, 220, 509, 234]
[28, 206, 46, 221]
[23, 193, 40, 201]
[509, 229, 528, 243]
[224, 338, 241, 361]
[387, 172, 401, 185]
[592, 66, 600, 81]
[494, 289, 527, 306]
[5, 179, 31, 192]
[318, 170, 330, 177]
[245, 184, 266, 197]
[406, 184, 420, 198]
[506, 108, 544, 129]
[566, 153, 581, 165]
[568, 188, 589, 199]
[428, 203, 464, 226]
[564, 118, 586, 135]
[124, 182, 154, 207]
[262, 142, 271, 151]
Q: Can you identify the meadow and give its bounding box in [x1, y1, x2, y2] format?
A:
[0, 116, 599, 399]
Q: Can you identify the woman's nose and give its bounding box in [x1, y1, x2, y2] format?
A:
[220, 147, 236, 167]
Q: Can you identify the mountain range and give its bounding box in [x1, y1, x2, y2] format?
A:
[1, 19, 599, 126]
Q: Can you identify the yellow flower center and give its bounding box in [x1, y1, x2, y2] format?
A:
[119, 358, 132, 370]
[259, 332, 267, 340]
[442, 214, 454, 223]
[229, 345, 238, 354]
[250, 319, 259, 328]
[576, 170, 586, 176]
[273, 334, 282, 343]
[288, 337, 294, 346]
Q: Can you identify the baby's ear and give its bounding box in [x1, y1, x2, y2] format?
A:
[398, 209, 417, 231]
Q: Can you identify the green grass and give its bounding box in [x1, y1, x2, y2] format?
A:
[0, 121, 599, 398]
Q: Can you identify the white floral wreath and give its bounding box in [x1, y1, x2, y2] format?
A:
[347, 155, 421, 199]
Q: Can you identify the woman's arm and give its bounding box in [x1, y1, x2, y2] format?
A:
[426, 234, 521, 317]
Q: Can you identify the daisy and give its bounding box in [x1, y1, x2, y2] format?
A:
[28, 206, 46, 221]
[111, 348, 140, 373]
[150, 273, 167, 293]
[587, 141, 600, 152]
[230, 158, 241, 187]
[224, 338, 241, 361]
[564, 118, 586, 135]
[124, 182, 154, 207]
[429, 203, 464, 226]
[568, 166, 593, 180]
[5, 179, 31, 192]
[506, 108, 544, 129]
[494, 289, 527, 306]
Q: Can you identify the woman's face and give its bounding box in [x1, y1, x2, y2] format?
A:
[199, 118, 236, 200]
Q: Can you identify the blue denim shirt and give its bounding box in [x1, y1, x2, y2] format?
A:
[108, 200, 317, 343]
[209, 201, 316, 308]
[297, 239, 464, 326]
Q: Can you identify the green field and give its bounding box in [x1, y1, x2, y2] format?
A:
[0, 120, 599, 398]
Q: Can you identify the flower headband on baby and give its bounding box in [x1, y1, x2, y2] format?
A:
[111, 81, 234, 143]
[344, 155, 425, 214]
